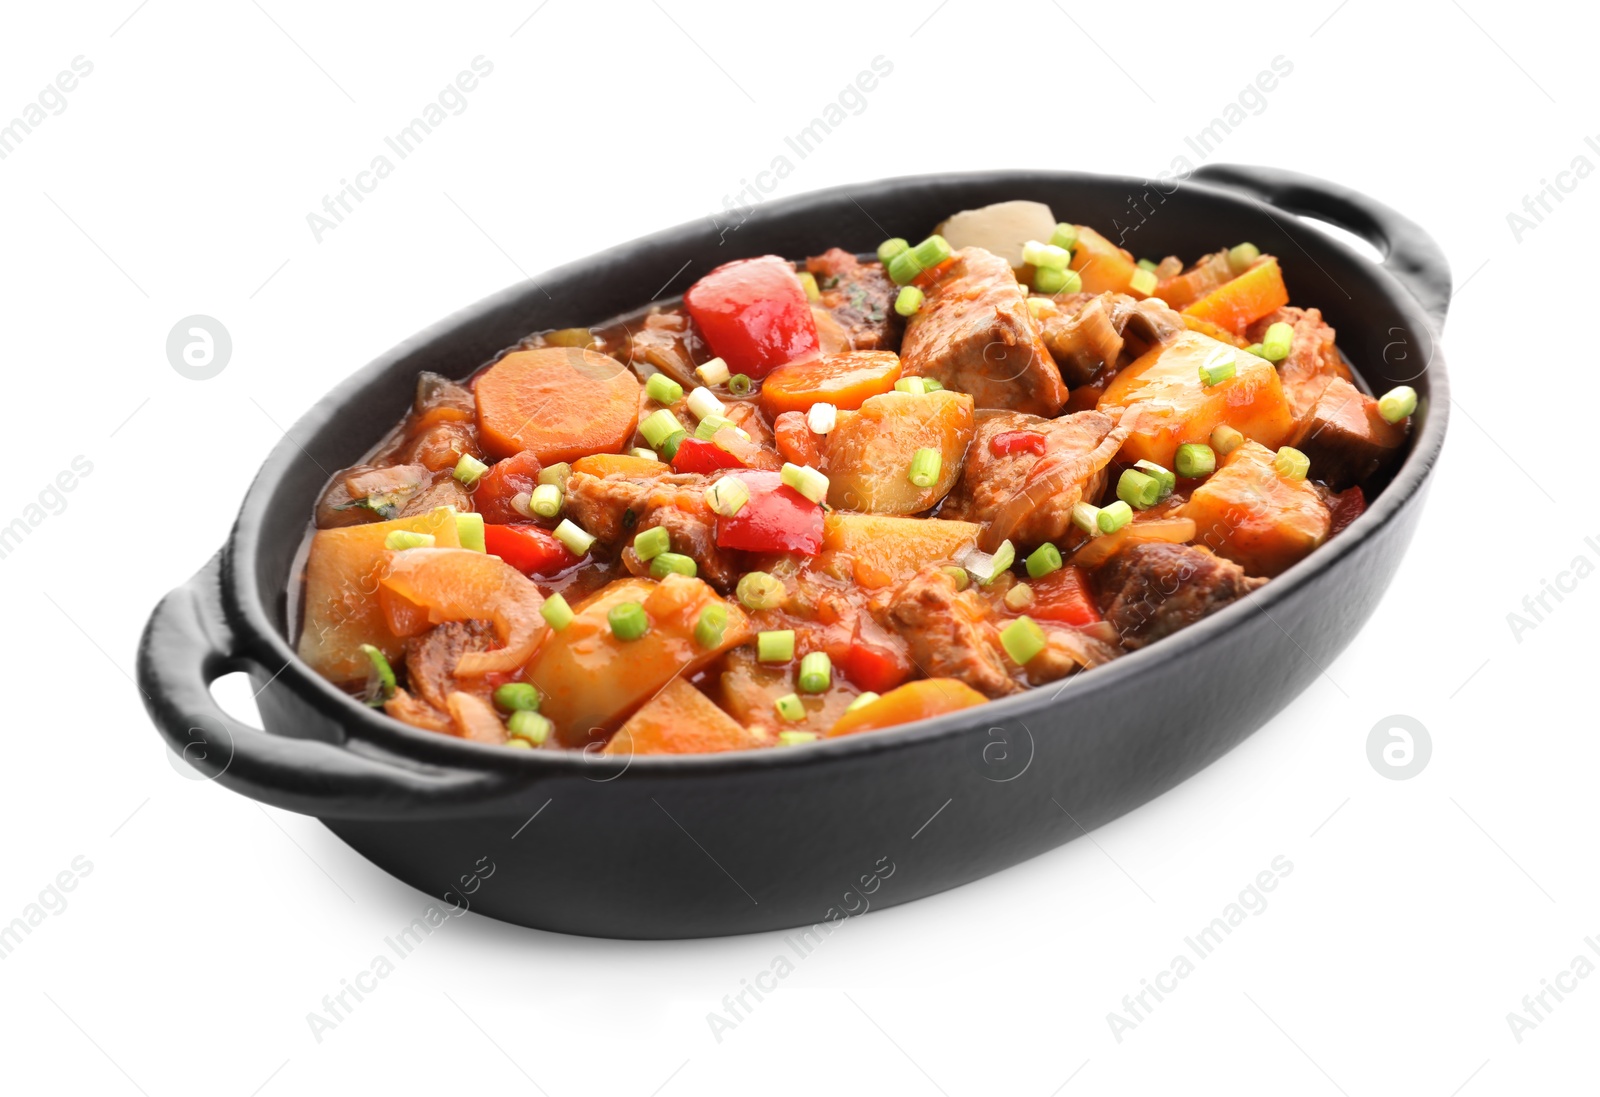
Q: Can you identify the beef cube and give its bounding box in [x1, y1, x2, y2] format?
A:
[806, 248, 903, 352]
[899, 247, 1068, 416]
[1293, 376, 1407, 490]
[1096, 543, 1265, 650]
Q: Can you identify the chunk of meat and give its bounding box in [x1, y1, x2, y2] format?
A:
[1247, 306, 1354, 427]
[1035, 292, 1186, 387]
[397, 475, 472, 518]
[1291, 376, 1407, 490]
[404, 620, 494, 712]
[900, 247, 1067, 416]
[806, 248, 904, 352]
[563, 471, 740, 590]
[942, 409, 1128, 552]
[1022, 625, 1123, 683]
[1095, 543, 1266, 650]
[315, 463, 431, 528]
[878, 567, 1018, 698]
[382, 687, 453, 734]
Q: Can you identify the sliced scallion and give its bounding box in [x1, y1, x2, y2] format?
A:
[982, 539, 1015, 585]
[877, 237, 910, 264]
[1033, 264, 1072, 294]
[1211, 424, 1245, 455]
[797, 651, 832, 694]
[908, 447, 942, 488]
[633, 525, 670, 561]
[1198, 350, 1238, 387]
[1174, 443, 1216, 478]
[1118, 469, 1162, 509]
[1005, 582, 1035, 611]
[507, 710, 553, 745]
[1097, 500, 1133, 534]
[705, 476, 751, 517]
[695, 414, 735, 441]
[530, 483, 563, 518]
[1050, 223, 1079, 251]
[1022, 240, 1071, 269]
[359, 643, 396, 703]
[658, 430, 688, 461]
[796, 271, 820, 302]
[493, 682, 540, 712]
[780, 462, 828, 505]
[846, 691, 880, 712]
[538, 462, 571, 487]
[452, 453, 489, 488]
[779, 730, 819, 746]
[1275, 446, 1310, 482]
[649, 552, 697, 579]
[694, 604, 728, 649]
[1000, 616, 1046, 665]
[728, 373, 752, 396]
[1378, 385, 1417, 424]
[1245, 343, 1266, 358]
[645, 373, 683, 405]
[1227, 242, 1260, 274]
[1129, 268, 1158, 296]
[640, 408, 686, 449]
[894, 376, 928, 395]
[1137, 258, 1158, 272]
[1025, 542, 1062, 579]
[1133, 459, 1176, 500]
[552, 518, 595, 556]
[384, 530, 434, 551]
[687, 386, 726, 421]
[696, 357, 731, 386]
[758, 629, 795, 663]
[540, 592, 574, 630]
[942, 565, 970, 590]
[454, 511, 485, 553]
[1261, 321, 1294, 362]
[1071, 501, 1101, 536]
[774, 693, 806, 722]
[894, 285, 924, 317]
[607, 601, 649, 641]
[737, 571, 786, 610]
[631, 447, 658, 462]
[886, 234, 952, 286]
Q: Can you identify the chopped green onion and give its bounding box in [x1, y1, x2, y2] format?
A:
[1275, 446, 1310, 482]
[1050, 223, 1079, 250]
[631, 447, 659, 462]
[1000, 616, 1046, 665]
[806, 402, 836, 434]
[1033, 264, 1078, 295]
[538, 462, 571, 487]
[758, 629, 795, 663]
[507, 710, 552, 745]
[687, 386, 726, 421]
[530, 483, 563, 518]
[607, 601, 649, 641]
[493, 682, 541, 712]
[1133, 460, 1176, 500]
[796, 271, 820, 302]
[384, 530, 435, 551]
[736, 571, 786, 610]
[633, 525, 670, 561]
[1211, 424, 1245, 455]
[705, 476, 750, 517]
[846, 691, 880, 712]
[779, 730, 819, 746]
[640, 408, 687, 448]
[908, 447, 942, 488]
[650, 552, 697, 579]
[774, 693, 806, 722]
[696, 357, 730, 386]
[1097, 500, 1133, 533]
[1025, 542, 1062, 579]
[1175, 443, 1216, 478]
[894, 376, 928, 395]
[695, 604, 728, 649]
[798, 651, 832, 694]
[1022, 240, 1071, 269]
[645, 373, 683, 405]
[982, 539, 1015, 585]
[552, 518, 595, 556]
[1245, 343, 1266, 358]
[886, 234, 952, 286]
[1129, 268, 1158, 296]
[540, 592, 574, 630]
[894, 285, 924, 317]
[454, 511, 485, 552]
[695, 414, 735, 441]
[1005, 582, 1035, 611]
[1137, 258, 1158, 272]
[1227, 242, 1260, 274]
[921, 378, 945, 391]
[504, 738, 532, 750]
[877, 238, 910, 264]
[1118, 468, 1162, 509]
[359, 643, 396, 703]
[1071, 501, 1101, 536]
[728, 373, 752, 396]
[942, 565, 970, 590]
[452, 453, 489, 488]
[1261, 321, 1294, 362]
[781, 462, 829, 505]
[1198, 350, 1238, 387]
[1026, 296, 1049, 318]
[1378, 385, 1418, 424]
[658, 430, 688, 461]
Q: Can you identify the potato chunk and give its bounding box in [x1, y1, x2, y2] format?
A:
[817, 513, 982, 588]
[1098, 331, 1294, 468]
[823, 390, 975, 514]
[603, 679, 762, 756]
[1180, 440, 1331, 577]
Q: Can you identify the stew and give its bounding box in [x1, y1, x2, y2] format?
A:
[296, 199, 1415, 753]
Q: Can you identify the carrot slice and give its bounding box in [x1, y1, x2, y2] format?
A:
[1069, 226, 1143, 295]
[826, 678, 988, 737]
[1181, 257, 1290, 336]
[759, 350, 902, 416]
[571, 453, 670, 478]
[475, 347, 641, 462]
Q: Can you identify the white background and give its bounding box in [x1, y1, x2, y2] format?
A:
[1, 1, 1594, 1093]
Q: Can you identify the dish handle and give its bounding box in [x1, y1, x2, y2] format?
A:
[138, 554, 524, 819]
[1190, 163, 1452, 332]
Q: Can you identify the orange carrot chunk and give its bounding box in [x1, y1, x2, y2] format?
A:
[603, 679, 762, 756]
[475, 347, 641, 463]
[826, 678, 988, 737]
[1181, 257, 1290, 336]
[759, 350, 903, 417]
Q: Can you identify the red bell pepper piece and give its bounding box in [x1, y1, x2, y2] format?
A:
[1027, 566, 1102, 628]
[671, 437, 745, 474]
[1329, 486, 1366, 537]
[684, 256, 820, 379]
[991, 430, 1047, 457]
[482, 523, 582, 577]
[714, 470, 823, 555]
[842, 618, 911, 693]
[473, 451, 542, 524]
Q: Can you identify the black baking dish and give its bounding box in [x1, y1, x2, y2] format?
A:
[139, 165, 1449, 938]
